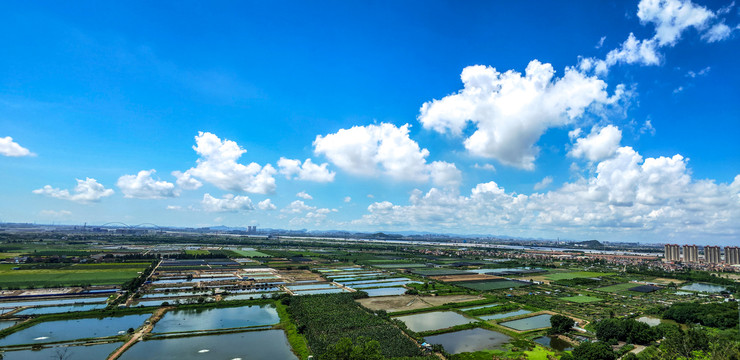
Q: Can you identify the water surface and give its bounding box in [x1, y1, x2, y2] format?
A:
[120, 330, 297, 360]
[499, 314, 552, 331]
[153, 305, 279, 333]
[425, 328, 511, 353]
[0, 314, 150, 346]
[479, 309, 531, 321]
[15, 303, 108, 315]
[2, 342, 121, 360]
[395, 311, 477, 332]
[534, 336, 574, 351]
[679, 283, 726, 293]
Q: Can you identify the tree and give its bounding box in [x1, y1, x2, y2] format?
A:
[570, 342, 616, 360]
[322, 337, 384, 360]
[549, 314, 575, 335]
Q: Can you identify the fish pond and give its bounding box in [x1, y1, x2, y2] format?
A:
[534, 336, 574, 351]
[679, 283, 727, 293]
[499, 314, 552, 331]
[14, 303, 108, 315]
[479, 309, 532, 321]
[425, 328, 512, 353]
[394, 311, 477, 332]
[153, 305, 279, 333]
[1, 342, 122, 359]
[364, 287, 408, 297]
[120, 330, 297, 360]
[0, 314, 150, 346]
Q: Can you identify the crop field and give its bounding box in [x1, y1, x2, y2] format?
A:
[184, 250, 210, 255]
[0, 263, 145, 288]
[559, 295, 603, 303]
[595, 283, 638, 293]
[286, 293, 422, 358]
[372, 263, 428, 269]
[231, 249, 271, 258]
[456, 279, 529, 291]
[544, 271, 615, 281]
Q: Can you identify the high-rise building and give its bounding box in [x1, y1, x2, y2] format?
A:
[726, 246, 740, 265]
[683, 244, 699, 263]
[704, 245, 721, 264]
[664, 244, 680, 262]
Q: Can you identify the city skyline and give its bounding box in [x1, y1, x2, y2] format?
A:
[1, 0, 739, 245]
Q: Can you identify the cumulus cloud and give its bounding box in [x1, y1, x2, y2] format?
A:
[177, 132, 276, 194]
[534, 176, 554, 191]
[33, 178, 114, 203]
[281, 200, 335, 226]
[296, 191, 313, 200]
[314, 123, 462, 185]
[637, 0, 715, 46]
[117, 170, 176, 199]
[604, 34, 661, 67]
[201, 193, 254, 212]
[702, 22, 733, 42]
[418, 61, 618, 169]
[355, 147, 740, 241]
[569, 125, 623, 162]
[258, 199, 276, 210]
[0, 136, 34, 157]
[277, 158, 335, 182]
[473, 163, 496, 172]
[172, 170, 202, 190]
[344, 196, 352, 203]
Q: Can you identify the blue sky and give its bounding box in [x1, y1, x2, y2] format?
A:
[1, 0, 738, 245]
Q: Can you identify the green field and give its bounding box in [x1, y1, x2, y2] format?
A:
[596, 283, 638, 293]
[0, 263, 146, 288]
[372, 263, 428, 269]
[545, 271, 615, 281]
[232, 249, 271, 257]
[559, 295, 603, 303]
[184, 250, 210, 255]
[457, 280, 529, 291]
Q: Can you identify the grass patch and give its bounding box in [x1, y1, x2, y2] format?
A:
[0, 265, 146, 288]
[184, 250, 210, 255]
[559, 295, 603, 303]
[274, 300, 311, 359]
[456, 280, 529, 291]
[232, 249, 271, 258]
[596, 283, 638, 293]
[545, 271, 615, 281]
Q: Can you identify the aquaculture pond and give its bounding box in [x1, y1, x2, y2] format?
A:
[679, 283, 727, 293]
[293, 288, 348, 295]
[425, 328, 512, 353]
[120, 330, 297, 360]
[14, 303, 108, 315]
[499, 314, 552, 331]
[364, 287, 407, 297]
[479, 309, 532, 321]
[1, 342, 122, 359]
[0, 321, 16, 331]
[0, 314, 150, 346]
[394, 311, 477, 332]
[534, 336, 574, 351]
[351, 281, 418, 289]
[0, 297, 108, 308]
[344, 278, 409, 285]
[459, 303, 499, 311]
[286, 283, 338, 291]
[636, 316, 661, 327]
[153, 305, 279, 333]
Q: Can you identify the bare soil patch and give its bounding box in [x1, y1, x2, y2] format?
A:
[357, 294, 483, 312]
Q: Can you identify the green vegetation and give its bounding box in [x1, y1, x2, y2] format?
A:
[595, 283, 638, 293]
[285, 293, 422, 359]
[456, 279, 528, 291]
[593, 318, 660, 345]
[549, 314, 575, 335]
[231, 249, 271, 257]
[662, 301, 738, 329]
[0, 263, 147, 288]
[275, 298, 311, 359]
[545, 271, 615, 281]
[559, 295, 603, 303]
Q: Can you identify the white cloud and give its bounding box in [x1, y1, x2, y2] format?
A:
[178, 132, 276, 194]
[281, 200, 334, 226]
[604, 33, 661, 67]
[702, 22, 733, 42]
[673, 86, 684, 94]
[296, 191, 313, 200]
[282, 200, 313, 214]
[172, 170, 202, 190]
[277, 158, 335, 182]
[344, 196, 352, 203]
[596, 36, 607, 48]
[117, 170, 176, 199]
[637, 0, 715, 46]
[355, 147, 740, 241]
[201, 193, 254, 212]
[640, 119, 656, 136]
[686, 66, 711, 78]
[40, 210, 72, 217]
[33, 178, 114, 203]
[258, 199, 277, 210]
[314, 123, 461, 186]
[473, 163, 496, 172]
[166, 205, 182, 211]
[418, 61, 619, 170]
[534, 176, 554, 191]
[429, 161, 462, 188]
[569, 125, 623, 162]
[0, 136, 34, 157]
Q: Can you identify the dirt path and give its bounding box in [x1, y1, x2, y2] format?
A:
[106, 307, 170, 360]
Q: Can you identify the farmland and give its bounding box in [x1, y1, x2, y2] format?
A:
[0, 263, 146, 288]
